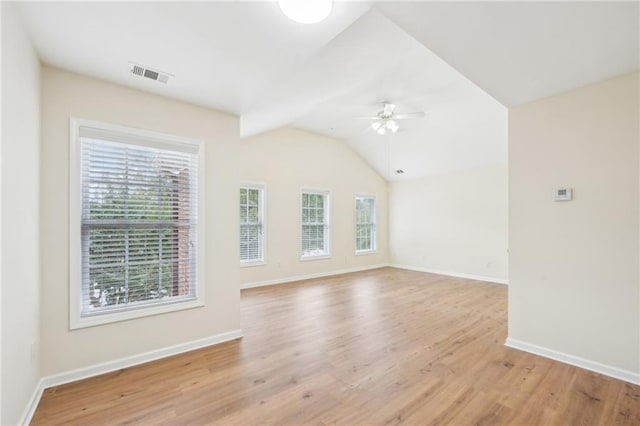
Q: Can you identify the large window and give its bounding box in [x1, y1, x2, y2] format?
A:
[240, 184, 265, 265]
[70, 119, 205, 329]
[355, 195, 376, 253]
[301, 190, 330, 259]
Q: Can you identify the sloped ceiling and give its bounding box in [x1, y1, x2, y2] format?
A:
[16, 1, 638, 180]
[376, 1, 639, 107]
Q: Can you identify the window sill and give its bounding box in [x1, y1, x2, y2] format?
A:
[70, 296, 205, 330]
[355, 250, 377, 256]
[300, 254, 332, 262]
[240, 260, 266, 268]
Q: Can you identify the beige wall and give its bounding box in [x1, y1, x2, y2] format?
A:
[40, 66, 388, 377]
[508, 72, 640, 376]
[40, 67, 243, 376]
[1, 3, 41, 424]
[238, 129, 388, 287]
[389, 165, 508, 283]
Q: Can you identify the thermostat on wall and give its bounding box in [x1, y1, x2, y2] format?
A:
[554, 187, 573, 201]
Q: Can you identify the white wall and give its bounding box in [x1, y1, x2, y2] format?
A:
[1, 3, 41, 424]
[389, 165, 508, 283]
[237, 129, 388, 287]
[508, 72, 640, 379]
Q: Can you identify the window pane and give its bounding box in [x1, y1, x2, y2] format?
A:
[248, 188, 259, 205]
[355, 196, 376, 252]
[81, 138, 198, 316]
[301, 192, 329, 257]
[248, 206, 258, 222]
[240, 186, 264, 262]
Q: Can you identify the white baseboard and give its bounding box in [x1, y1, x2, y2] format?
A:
[19, 378, 46, 426]
[505, 337, 640, 385]
[241, 263, 391, 289]
[19, 329, 243, 425]
[391, 264, 508, 285]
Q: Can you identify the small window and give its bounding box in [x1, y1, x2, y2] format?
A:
[69, 118, 205, 329]
[240, 184, 265, 265]
[301, 190, 330, 259]
[355, 195, 376, 253]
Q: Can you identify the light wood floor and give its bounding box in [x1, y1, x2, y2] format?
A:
[32, 267, 640, 425]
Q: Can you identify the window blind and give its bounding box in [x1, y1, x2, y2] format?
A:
[301, 191, 329, 257]
[240, 186, 264, 262]
[80, 128, 199, 316]
[355, 196, 376, 252]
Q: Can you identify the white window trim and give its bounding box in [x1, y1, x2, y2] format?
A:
[69, 117, 206, 329]
[355, 193, 377, 255]
[239, 182, 266, 267]
[300, 188, 331, 261]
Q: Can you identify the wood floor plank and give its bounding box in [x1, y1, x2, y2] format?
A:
[31, 267, 640, 425]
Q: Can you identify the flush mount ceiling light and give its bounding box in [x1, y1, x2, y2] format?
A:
[278, 0, 333, 24]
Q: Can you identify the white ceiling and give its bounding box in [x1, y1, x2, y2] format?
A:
[15, 1, 638, 181]
[376, 1, 640, 107]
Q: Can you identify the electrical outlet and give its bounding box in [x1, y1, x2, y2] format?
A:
[30, 341, 37, 362]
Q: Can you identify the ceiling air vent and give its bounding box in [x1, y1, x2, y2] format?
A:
[128, 62, 172, 84]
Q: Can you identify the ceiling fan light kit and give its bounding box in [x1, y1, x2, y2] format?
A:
[278, 0, 333, 24]
[372, 119, 399, 135]
[357, 101, 424, 136]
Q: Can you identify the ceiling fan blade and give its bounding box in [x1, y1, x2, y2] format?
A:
[393, 112, 426, 120]
[383, 102, 396, 116]
[352, 116, 381, 120]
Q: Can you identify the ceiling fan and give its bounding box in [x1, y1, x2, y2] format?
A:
[354, 102, 425, 135]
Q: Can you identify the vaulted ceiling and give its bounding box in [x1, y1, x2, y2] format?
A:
[16, 1, 639, 180]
